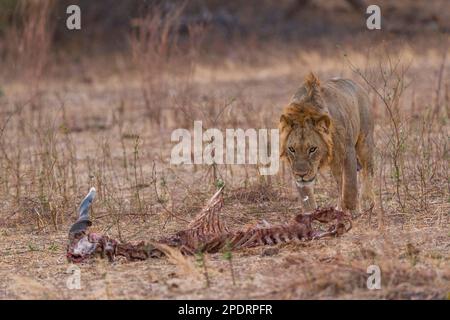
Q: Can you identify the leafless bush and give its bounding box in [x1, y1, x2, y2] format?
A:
[2, 0, 55, 93]
[129, 3, 205, 127]
[344, 44, 448, 221]
[345, 46, 411, 211]
[0, 101, 78, 230]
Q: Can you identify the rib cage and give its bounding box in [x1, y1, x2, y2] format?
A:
[159, 187, 351, 254]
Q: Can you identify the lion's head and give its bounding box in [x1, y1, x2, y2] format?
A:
[279, 73, 333, 187]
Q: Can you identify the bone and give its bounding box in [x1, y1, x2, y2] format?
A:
[67, 187, 352, 263]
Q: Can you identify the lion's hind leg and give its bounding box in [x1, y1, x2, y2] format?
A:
[356, 135, 375, 213]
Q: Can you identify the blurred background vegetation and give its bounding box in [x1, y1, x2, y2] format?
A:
[0, 0, 448, 55]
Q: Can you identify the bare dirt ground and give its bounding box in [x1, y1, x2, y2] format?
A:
[0, 35, 449, 299]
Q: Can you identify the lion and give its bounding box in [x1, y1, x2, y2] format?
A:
[279, 72, 375, 215]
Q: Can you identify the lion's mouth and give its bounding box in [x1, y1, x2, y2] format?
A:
[296, 176, 316, 187]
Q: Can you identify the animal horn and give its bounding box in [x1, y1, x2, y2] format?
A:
[69, 187, 96, 236]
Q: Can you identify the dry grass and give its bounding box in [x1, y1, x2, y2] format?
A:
[0, 3, 448, 299]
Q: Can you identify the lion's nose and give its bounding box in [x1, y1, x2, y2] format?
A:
[294, 171, 308, 179]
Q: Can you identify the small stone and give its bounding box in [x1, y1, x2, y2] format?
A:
[261, 247, 279, 257]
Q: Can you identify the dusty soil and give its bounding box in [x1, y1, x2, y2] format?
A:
[0, 38, 448, 299]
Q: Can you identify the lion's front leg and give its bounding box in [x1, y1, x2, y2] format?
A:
[342, 148, 359, 216]
[297, 185, 317, 212]
[330, 163, 343, 209]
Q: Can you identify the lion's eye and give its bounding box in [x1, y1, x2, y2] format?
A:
[309, 147, 317, 154]
[288, 147, 295, 154]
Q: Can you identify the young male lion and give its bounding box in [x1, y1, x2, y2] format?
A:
[279, 73, 375, 215]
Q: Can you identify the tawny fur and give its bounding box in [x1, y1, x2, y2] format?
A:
[279, 72, 375, 214]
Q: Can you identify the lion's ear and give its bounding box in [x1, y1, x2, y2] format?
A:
[314, 115, 331, 134]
